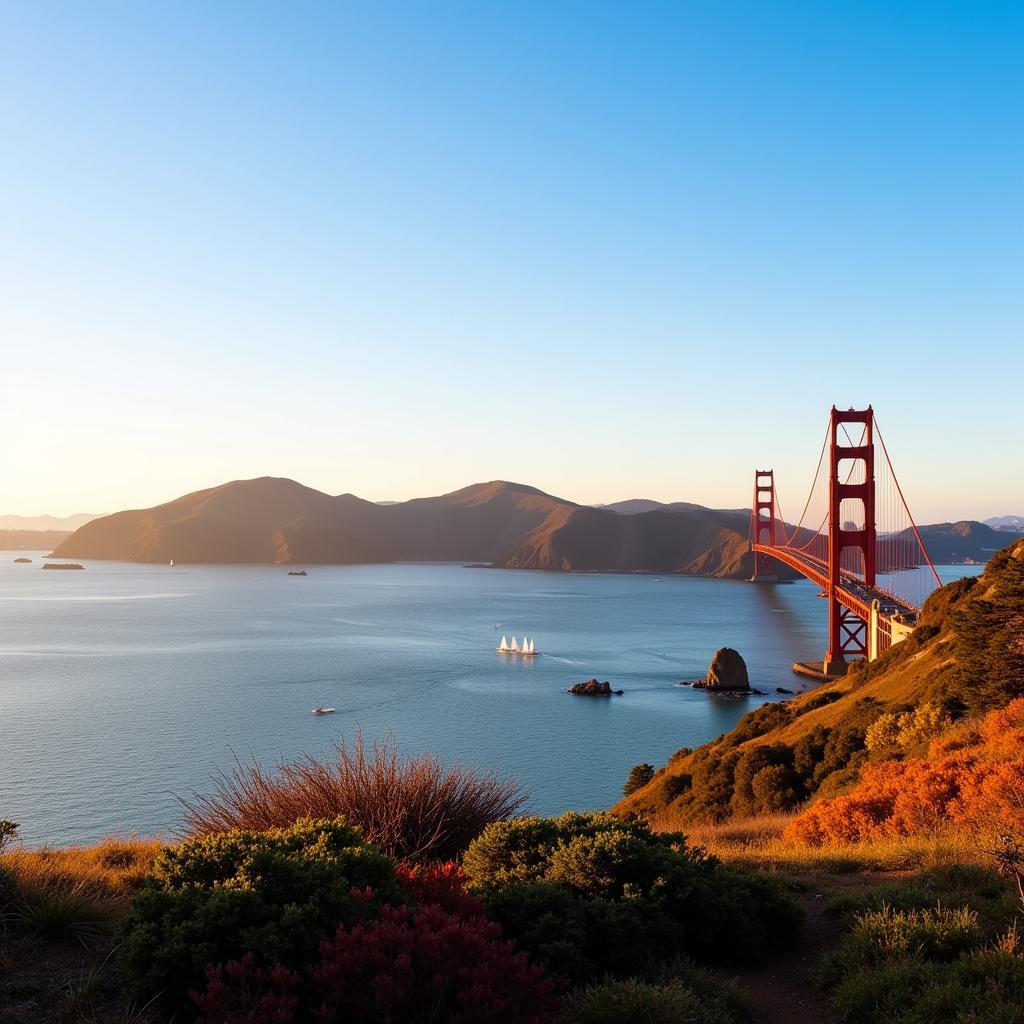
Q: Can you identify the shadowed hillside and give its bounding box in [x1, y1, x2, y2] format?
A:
[52, 477, 763, 576]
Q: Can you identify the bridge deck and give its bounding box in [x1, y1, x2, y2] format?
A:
[753, 544, 918, 623]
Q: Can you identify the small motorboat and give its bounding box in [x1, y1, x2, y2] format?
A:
[169, 560, 175, 567]
[311, 706, 336, 715]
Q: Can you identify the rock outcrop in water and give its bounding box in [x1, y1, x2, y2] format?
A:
[567, 679, 624, 696]
[692, 648, 750, 691]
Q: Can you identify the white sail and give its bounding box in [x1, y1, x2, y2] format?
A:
[511, 636, 519, 652]
[498, 635, 508, 651]
[527, 638, 535, 654]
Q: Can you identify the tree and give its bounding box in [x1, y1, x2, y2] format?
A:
[623, 763, 655, 797]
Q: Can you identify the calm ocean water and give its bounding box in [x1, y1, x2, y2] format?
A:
[0, 556, 983, 845]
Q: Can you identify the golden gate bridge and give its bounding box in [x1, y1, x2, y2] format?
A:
[750, 406, 941, 677]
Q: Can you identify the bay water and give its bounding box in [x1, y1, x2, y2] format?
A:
[0, 556, 981, 845]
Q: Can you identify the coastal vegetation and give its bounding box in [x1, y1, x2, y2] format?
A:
[1, 767, 793, 1022]
[177, 734, 526, 862]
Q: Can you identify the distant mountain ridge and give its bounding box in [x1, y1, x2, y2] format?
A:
[52, 477, 762, 577]
[0, 512, 101, 532]
[50, 478, 1023, 575]
[593, 498, 748, 520]
[985, 515, 1024, 532]
[909, 521, 1022, 562]
[0, 530, 72, 551]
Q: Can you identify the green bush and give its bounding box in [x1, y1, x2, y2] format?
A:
[464, 813, 801, 981]
[560, 971, 744, 1024]
[118, 817, 403, 1015]
[481, 882, 653, 984]
[831, 950, 1024, 1024]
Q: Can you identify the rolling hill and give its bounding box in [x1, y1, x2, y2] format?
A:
[52, 477, 764, 577]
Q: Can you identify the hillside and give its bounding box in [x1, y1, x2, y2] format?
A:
[52, 477, 761, 577]
[0, 529, 72, 551]
[910, 520, 1022, 561]
[616, 535, 1024, 826]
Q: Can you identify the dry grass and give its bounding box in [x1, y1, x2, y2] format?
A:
[179, 733, 529, 862]
[666, 812, 988, 876]
[4, 836, 163, 902]
[3, 836, 164, 942]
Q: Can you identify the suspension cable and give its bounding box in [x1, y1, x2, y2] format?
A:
[874, 416, 942, 588]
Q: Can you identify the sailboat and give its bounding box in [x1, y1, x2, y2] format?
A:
[496, 635, 539, 656]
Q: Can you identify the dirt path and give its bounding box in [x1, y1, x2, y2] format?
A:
[723, 890, 844, 1024]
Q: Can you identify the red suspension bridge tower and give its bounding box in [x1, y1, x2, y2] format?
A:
[749, 405, 939, 678]
[824, 406, 876, 674]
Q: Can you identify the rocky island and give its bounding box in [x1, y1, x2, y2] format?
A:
[42, 562, 85, 570]
[567, 678, 624, 696]
[13, 557, 32, 563]
[690, 647, 751, 692]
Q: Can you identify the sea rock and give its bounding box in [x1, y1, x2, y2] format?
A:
[567, 678, 624, 697]
[775, 687, 794, 695]
[693, 648, 750, 691]
[42, 563, 84, 571]
[13, 557, 32, 563]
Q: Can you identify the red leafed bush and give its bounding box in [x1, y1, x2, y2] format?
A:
[785, 697, 1024, 846]
[394, 860, 485, 918]
[192, 954, 300, 1024]
[312, 902, 561, 1024]
[192, 870, 560, 1024]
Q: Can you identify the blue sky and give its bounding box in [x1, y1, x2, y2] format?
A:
[1, 2, 1021, 520]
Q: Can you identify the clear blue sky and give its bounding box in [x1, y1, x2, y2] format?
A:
[2, 2, 1021, 521]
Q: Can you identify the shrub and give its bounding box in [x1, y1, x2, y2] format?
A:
[119, 817, 404, 1015]
[179, 734, 527, 862]
[848, 904, 981, 963]
[479, 882, 652, 984]
[193, 955, 300, 1024]
[866, 704, 953, 753]
[464, 813, 801, 980]
[313, 901, 560, 1023]
[560, 973, 743, 1024]
[192, 901, 561, 1024]
[623, 763, 655, 797]
[827, 945, 1024, 1024]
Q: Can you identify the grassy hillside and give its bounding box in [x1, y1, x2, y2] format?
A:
[616, 536, 1024, 827]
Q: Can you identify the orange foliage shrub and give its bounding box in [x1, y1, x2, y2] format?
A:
[784, 698, 1024, 846]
